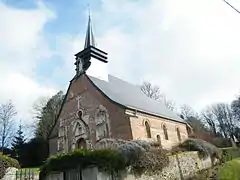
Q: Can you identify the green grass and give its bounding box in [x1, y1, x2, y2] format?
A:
[16, 168, 40, 176]
[218, 158, 240, 180]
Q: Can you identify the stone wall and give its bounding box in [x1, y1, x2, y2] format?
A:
[46, 151, 212, 180]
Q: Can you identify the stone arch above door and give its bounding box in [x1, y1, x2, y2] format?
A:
[71, 110, 91, 150]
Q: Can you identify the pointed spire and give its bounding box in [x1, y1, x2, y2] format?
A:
[84, 12, 95, 49]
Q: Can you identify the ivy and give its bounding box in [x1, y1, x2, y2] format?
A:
[171, 138, 222, 161]
[39, 149, 126, 179]
[40, 140, 170, 179]
[0, 153, 20, 179]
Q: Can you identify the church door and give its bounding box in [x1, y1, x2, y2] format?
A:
[76, 138, 87, 149]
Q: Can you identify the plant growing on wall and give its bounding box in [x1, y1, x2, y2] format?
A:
[40, 139, 170, 179]
[171, 138, 222, 165]
[39, 149, 126, 180]
[0, 153, 20, 178]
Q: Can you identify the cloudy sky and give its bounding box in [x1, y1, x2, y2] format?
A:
[1, 0, 240, 126]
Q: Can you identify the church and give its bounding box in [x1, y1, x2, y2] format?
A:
[49, 16, 191, 156]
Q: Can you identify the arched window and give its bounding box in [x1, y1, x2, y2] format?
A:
[176, 128, 181, 142]
[163, 124, 168, 140]
[76, 138, 87, 149]
[145, 121, 151, 138]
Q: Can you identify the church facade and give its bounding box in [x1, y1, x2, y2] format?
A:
[49, 16, 191, 156]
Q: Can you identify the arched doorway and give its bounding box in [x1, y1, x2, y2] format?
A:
[76, 138, 87, 149]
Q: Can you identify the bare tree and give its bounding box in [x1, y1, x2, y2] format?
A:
[160, 93, 176, 111]
[140, 81, 175, 111]
[180, 104, 196, 120]
[231, 95, 240, 123]
[202, 103, 235, 138]
[32, 96, 48, 129]
[140, 82, 161, 100]
[202, 109, 218, 136]
[0, 101, 17, 152]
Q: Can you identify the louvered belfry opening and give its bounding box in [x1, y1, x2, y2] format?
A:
[74, 15, 108, 77]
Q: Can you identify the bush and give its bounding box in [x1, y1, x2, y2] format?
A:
[118, 141, 146, 165]
[131, 148, 169, 175]
[208, 137, 232, 148]
[0, 153, 20, 178]
[221, 148, 240, 162]
[117, 140, 169, 175]
[171, 138, 222, 160]
[39, 149, 125, 180]
[40, 140, 170, 179]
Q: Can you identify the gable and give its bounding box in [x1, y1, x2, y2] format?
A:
[49, 74, 123, 139]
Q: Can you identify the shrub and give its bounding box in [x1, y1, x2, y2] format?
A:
[94, 138, 127, 150]
[132, 140, 151, 151]
[40, 140, 170, 179]
[221, 147, 240, 162]
[117, 141, 146, 165]
[171, 138, 222, 160]
[0, 153, 20, 178]
[208, 137, 232, 148]
[39, 149, 125, 180]
[131, 148, 169, 175]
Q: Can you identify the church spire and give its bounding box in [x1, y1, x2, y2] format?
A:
[84, 15, 95, 49]
[74, 12, 108, 78]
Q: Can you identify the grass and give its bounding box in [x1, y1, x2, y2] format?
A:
[218, 158, 240, 180]
[16, 168, 40, 176]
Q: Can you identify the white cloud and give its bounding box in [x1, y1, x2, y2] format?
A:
[0, 2, 57, 127]
[50, 0, 240, 113]
[94, 0, 240, 110]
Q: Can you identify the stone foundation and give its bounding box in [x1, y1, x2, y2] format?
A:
[45, 151, 212, 180]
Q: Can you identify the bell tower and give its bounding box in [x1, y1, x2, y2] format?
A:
[74, 15, 108, 78]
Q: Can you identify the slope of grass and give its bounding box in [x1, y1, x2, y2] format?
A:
[218, 158, 240, 180]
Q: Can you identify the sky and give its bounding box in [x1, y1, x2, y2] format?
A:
[1, 0, 240, 130]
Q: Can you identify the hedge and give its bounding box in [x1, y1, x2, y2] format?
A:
[0, 153, 20, 178]
[221, 148, 240, 162]
[171, 138, 222, 160]
[39, 149, 126, 179]
[40, 140, 169, 179]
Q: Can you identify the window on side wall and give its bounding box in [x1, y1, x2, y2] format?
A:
[145, 121, 151, 138]
[176, 127, 181, 142]
[163, 124, 168, 140]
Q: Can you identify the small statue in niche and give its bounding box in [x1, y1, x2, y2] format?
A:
[95, 106, 109, 141]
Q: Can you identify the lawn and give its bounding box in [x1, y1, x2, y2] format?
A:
[218, 158, 240, 180]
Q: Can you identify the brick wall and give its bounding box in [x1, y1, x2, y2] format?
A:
[49, 74, 133, 155]
[127, 110, 188, 149]
[49, 74, 189, 155]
